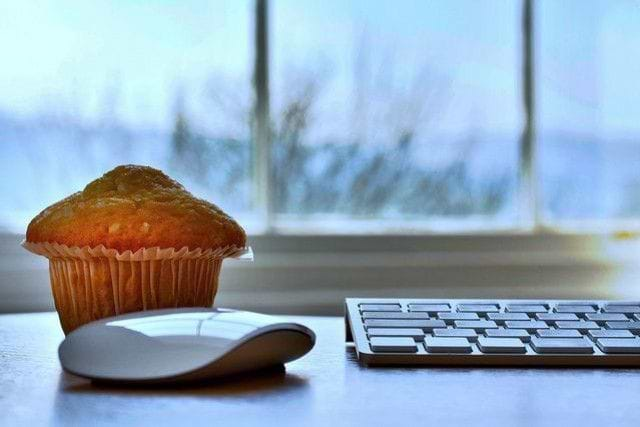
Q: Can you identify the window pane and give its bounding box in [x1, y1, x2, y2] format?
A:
[538, 0, 640, 223]
[272, 0, 523, 228]
[0, 0, 254, 233]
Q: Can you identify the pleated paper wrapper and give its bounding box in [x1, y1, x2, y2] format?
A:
[22, 241, 253, 334]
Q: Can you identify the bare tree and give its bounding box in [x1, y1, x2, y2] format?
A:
[266, 30, 511, 218]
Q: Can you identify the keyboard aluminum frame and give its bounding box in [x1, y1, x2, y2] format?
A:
[345, 298, 640, 366]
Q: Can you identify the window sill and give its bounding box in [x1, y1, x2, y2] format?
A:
[2, 231, 640, 315]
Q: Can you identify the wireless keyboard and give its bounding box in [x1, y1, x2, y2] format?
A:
[345, 298, 640, 366]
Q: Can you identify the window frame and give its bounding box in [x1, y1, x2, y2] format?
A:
[3, 1, 640, 313]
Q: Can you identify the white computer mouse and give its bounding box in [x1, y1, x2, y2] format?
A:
[58, 308, 315, 384]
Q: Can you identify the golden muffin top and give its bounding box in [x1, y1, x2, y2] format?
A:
[26, 165, 246, 252]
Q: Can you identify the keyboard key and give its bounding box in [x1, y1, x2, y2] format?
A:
[588, 329, 634, 339]
[408, 304, 450, 314]
[505, 304, 547, 313]
[557, 302, 598, 308]
[556, 321, 600, 332]
[602, 305, 640, 314]
[359, 304, 401, 312]
[437, 312, 479, 324]
[357, 299, 402, 304]
[364, 319, 446, 330]
[535, 313, 579, 322]
[506, 300, 550, 307]
[433, 328, 478, 341]
[424, 337, 472, 353]
[585, 313, 629, 324]
[487, 313, 530, 324]
[485, 329, 531, 342]
[606, 321, 640, 332]
[457, 304, 499, 313]
[367, 328, 425, 339]
[369, 337, 418, 353]
[477, 337, 526, 354]
[454, 320, 498, 331]
[530, 337, 594, 354]
[596, 338, 640, 354]
[505, 320, 549, 332]
[604, 301, 640, 306]
[554, 305, 597, 314]
[406, 300, 450, 305]
[536, 329, 582, 338]
[361, 312, 429, 320]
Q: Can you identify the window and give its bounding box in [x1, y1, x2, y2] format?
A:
[537, 0, 640, 226]
[1, 0, 639, 234]
[271, 0, 522, 229]
[3, 1, 640, 314]
[0, 0, 255, 232]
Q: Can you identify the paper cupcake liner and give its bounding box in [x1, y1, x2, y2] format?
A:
[22, 241, 252, 334]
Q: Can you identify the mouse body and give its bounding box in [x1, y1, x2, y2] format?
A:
[58, 308, 315, 384]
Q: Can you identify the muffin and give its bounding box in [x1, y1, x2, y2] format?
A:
[23, 165, 249, 334]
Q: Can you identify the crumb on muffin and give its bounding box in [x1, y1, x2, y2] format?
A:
[26, 165, 246, 252]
